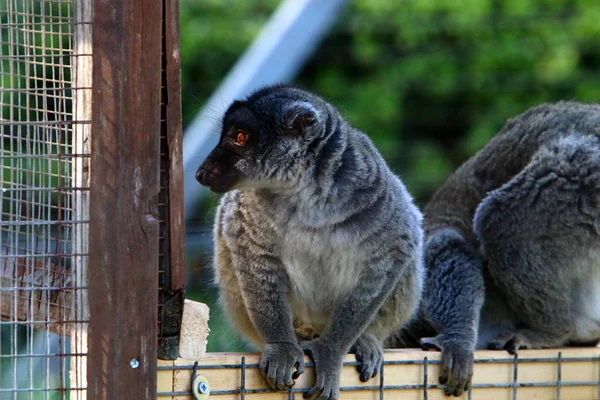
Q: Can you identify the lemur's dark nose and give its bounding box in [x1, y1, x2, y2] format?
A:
[196, 167, 207, 185]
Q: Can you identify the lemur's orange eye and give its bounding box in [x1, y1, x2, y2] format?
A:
[235, 131, 248, 146]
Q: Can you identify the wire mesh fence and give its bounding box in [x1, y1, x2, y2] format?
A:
[2, 0, 184, 397]
[0, 0, 91, 398]
[157, 349, 600, 400]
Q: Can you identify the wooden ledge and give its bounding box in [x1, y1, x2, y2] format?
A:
[158, 347, 600, 399]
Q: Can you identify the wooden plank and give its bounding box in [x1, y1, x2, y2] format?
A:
[158, 348, 600, 400]
[89, 0, 162, 398]
[70, 0, 92, 397]
[156, 0, 185, 361]
[158, 359, 175, 399]
[178, 300, 209, 360]
[164, 0, 186, 292]
[0, 258, 71, 335]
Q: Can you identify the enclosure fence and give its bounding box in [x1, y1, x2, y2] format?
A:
[1, 0, 91, 397]
[1, 0, 184, 398]
[6, 1, 600, 400]
[157, 349, 600, 400]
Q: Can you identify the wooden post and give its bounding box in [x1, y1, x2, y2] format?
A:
[164, 0, 186, 294]
[70, 0, 92, 397]
[157, 0, 187, 361]
[89, 0, 162, 398]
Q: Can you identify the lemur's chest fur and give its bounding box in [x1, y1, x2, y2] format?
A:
[280, 226, 363, 333]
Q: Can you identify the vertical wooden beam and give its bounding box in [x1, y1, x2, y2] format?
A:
[165, 0, 185, 294]
[157, 0, 186, 360]
[71, 0, 92, 397]
[89, 0, 162, 398]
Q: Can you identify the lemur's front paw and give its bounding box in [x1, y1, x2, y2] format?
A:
[421, 334, 474, 397]
[300, 339, 343, 400]
[259, 342, 305, 390]
[350, 333, 383, 382]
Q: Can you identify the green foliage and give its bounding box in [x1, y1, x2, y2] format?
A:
[299, 0, 600, 200]
[179, 0, 280, 126]
[180, 0, 600, 202]
[180, 0, 600, 351]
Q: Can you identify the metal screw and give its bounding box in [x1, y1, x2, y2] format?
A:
[197, 381, 209, 394]
[129, 359, 140, 369]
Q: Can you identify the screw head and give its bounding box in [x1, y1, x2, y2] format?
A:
[197, 381, 209, 394]
[129, 359, 140, 369]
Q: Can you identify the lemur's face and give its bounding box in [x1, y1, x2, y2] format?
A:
[196, 87, 321, 194]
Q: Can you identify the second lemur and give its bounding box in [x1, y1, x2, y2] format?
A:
[388, 102, 600, 397]
[197, 85, 424, 400]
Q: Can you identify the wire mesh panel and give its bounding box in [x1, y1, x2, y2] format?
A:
[157, 349, 600, 399]
[0, 0, 91, 398]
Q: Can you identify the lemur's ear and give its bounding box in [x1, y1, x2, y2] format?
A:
[284, 101, 319, 137]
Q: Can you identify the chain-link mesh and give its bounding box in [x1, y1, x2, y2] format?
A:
[0, 0, 91, 398]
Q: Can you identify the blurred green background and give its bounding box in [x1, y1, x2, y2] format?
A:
[180, 0, 600, 352]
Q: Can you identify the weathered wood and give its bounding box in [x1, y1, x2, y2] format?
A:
[164, 0, 186, 293]
[158, 359, 176, 396]
[157, 0, 186, 360]
[89, 0, 162, 398]
[178, 300, 209, 360]
[70, 0, 92, 397]
[158, 348, 600, 400]
[0, 258, 72, 336]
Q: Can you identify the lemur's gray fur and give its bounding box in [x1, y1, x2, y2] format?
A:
[196, 85, 424, 400]
[387, 102, 600, 397]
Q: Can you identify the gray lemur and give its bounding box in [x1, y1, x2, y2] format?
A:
[196, 85, 424, 400]
[388, 102, 600, 397]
